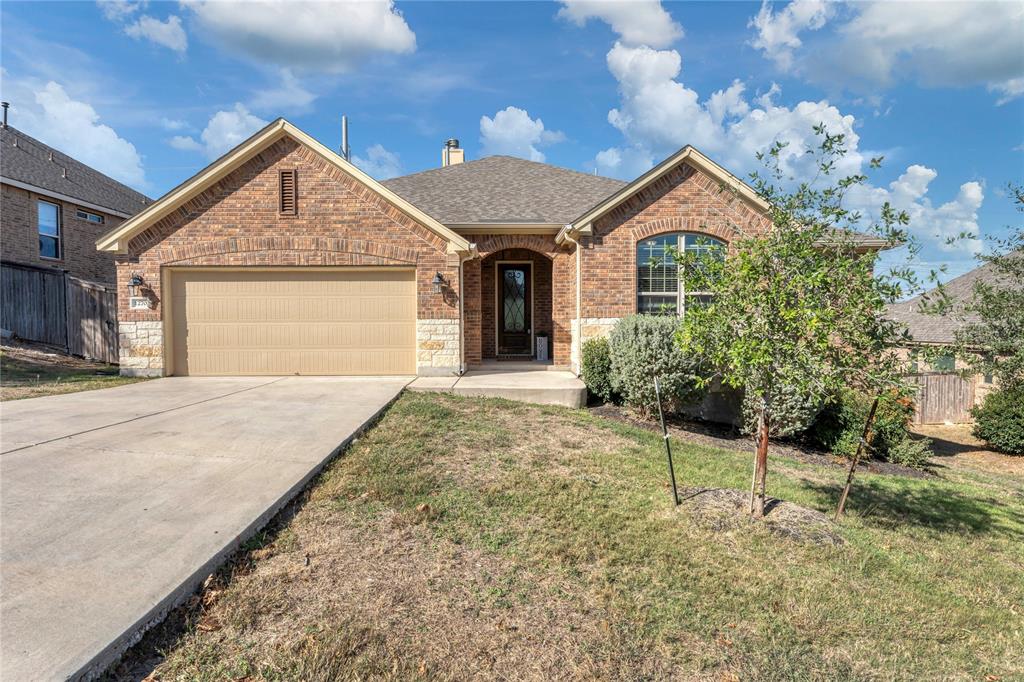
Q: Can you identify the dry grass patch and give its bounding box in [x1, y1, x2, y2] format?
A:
[0, 341, 144, 400]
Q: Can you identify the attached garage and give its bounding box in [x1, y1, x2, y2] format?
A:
[168, 268, 416, 376]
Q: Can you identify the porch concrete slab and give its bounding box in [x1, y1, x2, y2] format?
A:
[452, 369, 586, 408]
[0, 376, 410, 681]
[406, 376, 459, 391]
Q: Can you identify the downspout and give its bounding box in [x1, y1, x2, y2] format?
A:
[457, 246, 476, 376]
[563, 227, 583, 376]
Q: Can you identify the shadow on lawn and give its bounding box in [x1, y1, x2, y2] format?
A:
[806, 478, 1023, 538]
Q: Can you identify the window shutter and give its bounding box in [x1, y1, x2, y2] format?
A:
[279, 169, 297, 215]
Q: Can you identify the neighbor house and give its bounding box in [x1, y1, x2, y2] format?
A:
[97, 118, 880, 378]
[1, 124, 150, 284]
[887, 262, 1001, 424]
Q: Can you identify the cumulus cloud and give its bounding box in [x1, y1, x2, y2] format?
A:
[169, 104, 268, 159]
[124, 14, 188, 52]
[749, 0, 1024, 103]
[3, 78, 146, 188]
[249, 69, 317, 114]
[96, 0, 144, 22]
[479, 106, 565, 162]
[557, 0, 683, 48]
[160, 117, 188, 131]
[351, 144, 403, 180]
[182, 0, 416, 73]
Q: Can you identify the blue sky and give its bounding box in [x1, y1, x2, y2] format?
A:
[2, 1, 1022, 284]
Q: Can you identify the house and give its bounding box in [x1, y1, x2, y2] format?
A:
[97, 118, 879, 379]
[887, 262, 1001, 423]
[1, 124, 150, 284]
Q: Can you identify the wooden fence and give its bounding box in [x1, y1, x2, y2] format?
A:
[1, 262, 119, 363]
[909, 372, 976, 425]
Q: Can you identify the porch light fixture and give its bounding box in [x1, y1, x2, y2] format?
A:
[431, 271, 446, 294]
[128, 273, 144, 297]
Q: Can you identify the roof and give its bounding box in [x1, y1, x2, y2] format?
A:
[382, 155, 626, 226]
[97, 119, 471, 255]
[886, 261, 1003, 344]
[0, 125, 150, 218]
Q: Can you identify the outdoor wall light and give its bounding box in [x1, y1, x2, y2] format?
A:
[128, 273, 144, 297]
[432, 271, 447, 294]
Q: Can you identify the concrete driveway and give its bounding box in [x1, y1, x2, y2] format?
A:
[0, 376, 410, 680]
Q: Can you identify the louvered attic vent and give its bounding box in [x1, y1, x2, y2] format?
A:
[279, 169, 297, 215]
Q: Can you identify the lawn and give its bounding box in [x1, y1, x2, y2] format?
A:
[0, 342, 144, 400]
[132, 392, 1023, 681]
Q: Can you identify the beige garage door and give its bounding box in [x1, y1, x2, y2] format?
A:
[170, 269, 416, 376]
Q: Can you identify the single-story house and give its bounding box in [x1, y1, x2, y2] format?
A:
[97, 118, 877, 378]
[886, 262, 1000, 423]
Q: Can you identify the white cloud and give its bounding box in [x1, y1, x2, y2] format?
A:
[558, 0, 683, 48]
[160, 117, 188, 131]
[748, 0, 833, 70]
[351, 144, 403, 180]
[124, 14, 188, 52]
[183, 0, 416, 73]
[170, 104, 268, 159]
[3, 78, 146, 189]
[97, 0, 144, 22]
[249, 69, 316, 114]
[479, 106, 565, 162]
[749, 0, 1024, 103]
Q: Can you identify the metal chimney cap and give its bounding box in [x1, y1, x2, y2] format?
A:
[445, 138, 460, 149]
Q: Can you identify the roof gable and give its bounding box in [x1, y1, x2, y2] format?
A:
[96, 119, 470, 254]
[382, 155, 625, 226]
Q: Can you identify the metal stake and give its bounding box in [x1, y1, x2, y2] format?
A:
[653, 374, 680, 506]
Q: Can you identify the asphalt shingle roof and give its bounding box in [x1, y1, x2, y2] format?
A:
[886, 261, 1004, 344]
[382, 155, 626, 225]
[0, 125, 150, 217]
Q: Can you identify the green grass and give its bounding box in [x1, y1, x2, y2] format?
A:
[149, 392, 1024, 681]
[0, 346, 144, 400]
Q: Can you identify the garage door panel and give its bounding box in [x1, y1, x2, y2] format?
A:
[172, 269, 416, 376]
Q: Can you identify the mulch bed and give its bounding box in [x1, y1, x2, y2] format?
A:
[590, 403, 932, 480]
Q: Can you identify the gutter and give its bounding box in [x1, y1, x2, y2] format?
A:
[1, 176, 135, 219]
[563, 226, 583, 376]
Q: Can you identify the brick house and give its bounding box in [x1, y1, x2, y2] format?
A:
[1, 125, 150, 283]
[98, 118, 879, 378]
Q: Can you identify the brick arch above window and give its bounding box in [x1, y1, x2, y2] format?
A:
[473, 234, 565, 260]
[157, 236, 421, 266]
[631, 216, 739, 245]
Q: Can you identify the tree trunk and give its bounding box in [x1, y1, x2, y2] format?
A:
[751, 407, 770, 518]
[834, 396, 881, 521]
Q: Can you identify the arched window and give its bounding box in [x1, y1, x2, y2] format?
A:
[636, 233, 725, 316]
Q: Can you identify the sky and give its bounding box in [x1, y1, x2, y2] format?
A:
[1, 0, 1022, 284]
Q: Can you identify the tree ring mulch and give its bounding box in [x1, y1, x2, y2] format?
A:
[676, 487, 845, 546]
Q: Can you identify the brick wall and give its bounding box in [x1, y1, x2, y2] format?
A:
[116, 135, 461, 375]
[1, 182, 122, 283]
[581, 164, 770, 318]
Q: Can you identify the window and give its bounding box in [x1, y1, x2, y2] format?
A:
[637, 233, 724, 316]
[38, 200, 61, 260]
[76, 209, 104, 224]
[279, 169, 297, 215]
[931, 354, 955, 372]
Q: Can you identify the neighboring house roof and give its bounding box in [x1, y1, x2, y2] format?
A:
[0, 125, 150, 218]
[382, 155, 626, 226]
[96, 118, 471, 255]
[886, 261, 1002, 344]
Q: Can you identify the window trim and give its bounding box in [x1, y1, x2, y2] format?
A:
[635, 232, 724, 316]
[37, 199, 62, 261]
[76, 208, 105, 224]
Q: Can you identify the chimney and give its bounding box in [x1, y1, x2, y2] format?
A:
[442, 138, 464, 167]
[341, 115, 350, 161]
[1, 102, 8, 128]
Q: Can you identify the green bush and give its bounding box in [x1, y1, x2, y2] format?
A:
[807, 389, 915, 461]
[581, 337, 615, 403]
[972, 384, 1024, 455]
[608, 315, 704, 415]
[887, 436, 934, 469]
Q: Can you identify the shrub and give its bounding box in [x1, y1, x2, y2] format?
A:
[972, 384, 1024, 455]
[740, 383, 820, 438]
[608, 315, 704, 415]
[807, 389, 914, 460]
[887, 436, 934, 469]
[581, 337, 614, 403]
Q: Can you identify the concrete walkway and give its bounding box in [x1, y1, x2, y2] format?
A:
[409, 368, 586, 407]
[0, 376, 410, 681]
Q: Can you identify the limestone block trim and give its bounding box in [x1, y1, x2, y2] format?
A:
[118, 320, 165, 377]
[416, 318, 460, 376]
[571, 317, 621, 375]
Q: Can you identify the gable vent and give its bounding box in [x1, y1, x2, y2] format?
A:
[279, 169, 298, 215]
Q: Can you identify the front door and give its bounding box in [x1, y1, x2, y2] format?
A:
[497, 263, 532, 356]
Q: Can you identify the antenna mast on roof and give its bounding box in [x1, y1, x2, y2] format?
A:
[341, 115, 350, 162]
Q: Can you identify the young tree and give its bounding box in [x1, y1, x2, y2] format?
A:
[675, 127, 919, 518]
